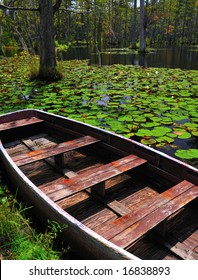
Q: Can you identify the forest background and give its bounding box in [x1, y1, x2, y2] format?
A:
[0, 0, 198, 56]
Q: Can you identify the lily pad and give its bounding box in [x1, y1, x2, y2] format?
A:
[173, 129, 191, 139]
[135, 129, 152, 137]
[156, 136, 174, 144]
[177, 131, 191, 139]
[141, 122, 159, 128]
[85, 119, 101, 126]
[175, 149, 198, 159]
[118, 115, 133, 122]
[191, 131, 198, 137]
[151, 127, 172, 137]
[172, 115, 188, 122]
[133, 116, 147, 123]
[141, 138, 157, 145]
[183, 122, 198, 129]
[160, 118, 173, 125]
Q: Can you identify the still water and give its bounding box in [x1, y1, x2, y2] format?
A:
[64, 46, 198, 70]
[2, 45, 198, 70]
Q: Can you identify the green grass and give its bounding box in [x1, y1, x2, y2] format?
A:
[0, 182, 67, 260]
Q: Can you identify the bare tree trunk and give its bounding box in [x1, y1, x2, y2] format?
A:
[131, 0, 137, 48]
[38, 0, 62, 80]
[15, 26, 29, 53]
[139, 0, 146, 53]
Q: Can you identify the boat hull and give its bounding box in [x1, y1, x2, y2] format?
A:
[0, 109, 197, 260]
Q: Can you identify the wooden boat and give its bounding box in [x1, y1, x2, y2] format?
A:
[0, 109, 197, 260]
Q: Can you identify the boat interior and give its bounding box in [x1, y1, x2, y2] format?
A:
[0, 113, 197, 260]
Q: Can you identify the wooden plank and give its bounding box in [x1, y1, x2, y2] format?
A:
[84, 210, 117, 229]
[110, 184, 198, 249]
[183, 230, 198, 250]
[43, 154, 147, 201]
[149, 233, 198, 260]
[12, 136, 100, 166]
[21, 138, 78, 178]
[0, 117, 44, 132]
[100, 180, 195, 240]
[107, 200, 131, 216]
[86, 186, 131, 216]
[21, 136, 131, 216]
[92, 187, 158, 237]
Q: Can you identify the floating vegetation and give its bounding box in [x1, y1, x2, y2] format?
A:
[175, 149, 198, 159]
[0, 56, 197, 167]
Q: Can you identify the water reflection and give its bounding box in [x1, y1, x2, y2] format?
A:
[2, 45, 198, 70]
[64, 46, 198, 70]
[93, 47, 198, 69]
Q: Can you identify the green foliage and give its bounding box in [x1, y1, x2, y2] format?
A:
[1, 31, 18, 47]
[0, 184, 67, 260]
[0, 0, 197, 49]
[55, 41, 70, 53]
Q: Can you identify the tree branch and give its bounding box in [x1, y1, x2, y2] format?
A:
[0, 3, 85, 14]
[59, 8, 89, 14]
[0, 4, 39, 12]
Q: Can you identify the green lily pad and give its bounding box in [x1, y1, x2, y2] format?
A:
[143, 113, 154, 118]
[106, 120, 129, 133]
[151, 127, 172, 137]
[172, 115, 188, 122]
[191, 118, 198, 123]
[141, 122, 159, 128]
[135, 129, 152, 137]
[183, 122, 198, 129]
[97, 113, 108, 119]
[166, 133, 177, 138]
[175, 149, 198, 159]
[191, 130, 198, 137]
[177, 131, 191, 139]
[150, 117, 162, 122]
[156, 136, 174, 143]
[173, 129, 191, 139]
[190, 112, 198, 118]
[160, 118, 173, 125]
[85, 119, 101, 126]
[122, 132, 135, 138]
[118, 115, 133, 122]
[133, 116, 147, 123]
[141, 138, 157, 145]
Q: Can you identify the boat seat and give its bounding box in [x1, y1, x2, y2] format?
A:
[0, 117, 44, 132]
[12, 136, 100, 167]
[105, 180, 198, 249]
[43, 154, 147, 201]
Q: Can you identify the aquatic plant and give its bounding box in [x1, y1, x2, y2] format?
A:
[0, 56, 197, 165]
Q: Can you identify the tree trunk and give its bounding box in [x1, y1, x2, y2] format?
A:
[139, 0, 146, 53]
[38, 0, 58, 80]
[131, 0, 137, 48]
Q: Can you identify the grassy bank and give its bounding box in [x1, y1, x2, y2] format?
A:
[0, 178, 67, 260]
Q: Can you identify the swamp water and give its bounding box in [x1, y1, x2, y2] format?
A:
[63, 47, 198, 167]
[0, 48, 198, 167]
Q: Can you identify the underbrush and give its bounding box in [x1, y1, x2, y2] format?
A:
[0, 182, 67, 260]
